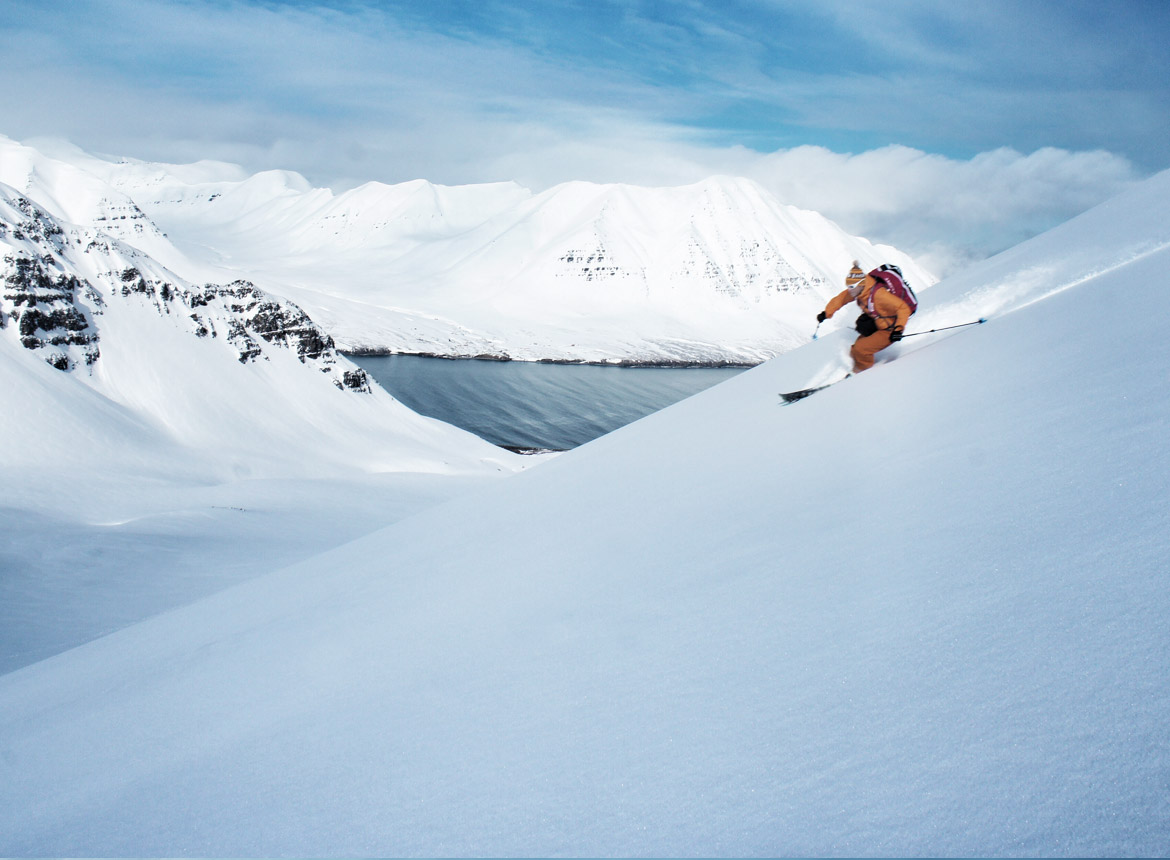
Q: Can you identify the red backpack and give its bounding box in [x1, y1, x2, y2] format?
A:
[867, 264, 918, 316]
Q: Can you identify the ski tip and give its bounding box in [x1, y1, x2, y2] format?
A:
[978, 317, 987, 323]
[780, 386, 823, 403]
[780, 374, 850, 404]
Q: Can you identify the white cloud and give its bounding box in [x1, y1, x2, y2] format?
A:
[737, 145, 1141, 274]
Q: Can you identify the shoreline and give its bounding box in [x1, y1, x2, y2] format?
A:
[342, 349, 760, 369]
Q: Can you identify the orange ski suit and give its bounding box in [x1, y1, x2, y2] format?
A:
[822, 278, 913, 372]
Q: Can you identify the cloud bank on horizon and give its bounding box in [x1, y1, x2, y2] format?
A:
[1, 0, 1165, 274]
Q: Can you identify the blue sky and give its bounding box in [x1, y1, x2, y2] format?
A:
[326, 0, 1168, 163]
[0, 0, 1166, 271]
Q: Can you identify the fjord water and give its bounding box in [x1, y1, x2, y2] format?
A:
[351, 355, 747, 450]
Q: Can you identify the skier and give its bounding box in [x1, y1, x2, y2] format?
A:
[817, 261, 915, 373]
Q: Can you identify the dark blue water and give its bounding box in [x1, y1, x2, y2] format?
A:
[350, 355, 746, 451]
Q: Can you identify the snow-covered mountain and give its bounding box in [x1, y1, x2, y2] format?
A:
[0, 179, 520, 490]
[0, 158, 1166, 856]
[3, 135, 934, 363]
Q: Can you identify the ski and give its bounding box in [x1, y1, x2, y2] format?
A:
[779, 375, 851, 404]
[779, 385, 831, 403]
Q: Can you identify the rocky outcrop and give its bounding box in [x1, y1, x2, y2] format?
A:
[553, 230, 828, 308]
[2, 255, 99, 370]
[181, 278, 370, 390]
[558, 243, 628, 282]
[670, 237, 828, 300]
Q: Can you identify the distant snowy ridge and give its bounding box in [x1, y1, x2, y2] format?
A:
[2, 135, 935, 364]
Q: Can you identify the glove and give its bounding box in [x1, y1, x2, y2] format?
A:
[889, 327, 904, 342]
[816, 311, 827, 323]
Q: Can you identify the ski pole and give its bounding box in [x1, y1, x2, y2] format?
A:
[812, 321, 822, 341]
[902, 318, 987, 338]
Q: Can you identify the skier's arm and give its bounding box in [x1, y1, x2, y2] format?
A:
[822, 288, 854, 319]
[893, 294, 911, 331]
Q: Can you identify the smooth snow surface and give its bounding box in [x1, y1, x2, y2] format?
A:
[1, 167, 1167, 855]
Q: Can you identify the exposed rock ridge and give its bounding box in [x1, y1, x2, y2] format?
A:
[2, 255, 99, 370]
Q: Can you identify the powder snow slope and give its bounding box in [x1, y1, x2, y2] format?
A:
[3, 135, 934, 364]
[0, 173, 1167, 856]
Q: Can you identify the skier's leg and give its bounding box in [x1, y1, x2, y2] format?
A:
[850, 330, 892, 373]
